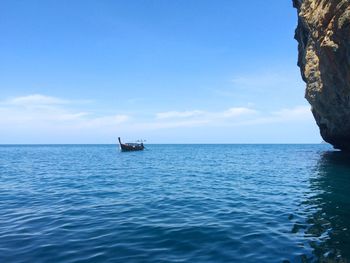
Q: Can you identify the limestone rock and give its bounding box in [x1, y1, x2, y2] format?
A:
[294, 0, 350, 150]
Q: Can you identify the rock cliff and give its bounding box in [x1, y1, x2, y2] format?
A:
[294, 0, 350, 150]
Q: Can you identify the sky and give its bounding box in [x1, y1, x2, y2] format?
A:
[0, 0, 321, 144]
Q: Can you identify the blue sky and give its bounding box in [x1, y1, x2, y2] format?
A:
[0, 0, 320, 143]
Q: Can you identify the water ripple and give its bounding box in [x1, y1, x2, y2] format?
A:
[1, 144, 349, 262]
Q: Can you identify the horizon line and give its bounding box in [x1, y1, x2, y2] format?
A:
[0, 142, 327, 145]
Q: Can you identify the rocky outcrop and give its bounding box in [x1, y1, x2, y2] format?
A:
[294, 0, 350, 150]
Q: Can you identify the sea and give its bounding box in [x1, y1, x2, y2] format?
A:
[0, 144, 349, 263]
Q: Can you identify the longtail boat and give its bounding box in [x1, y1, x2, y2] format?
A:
[118, 137, 145, 152]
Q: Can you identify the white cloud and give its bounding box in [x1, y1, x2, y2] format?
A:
[0, 94, 315, 143]
[136, 119, 210, 130]
[77, 115, 129, 128]
[0, 94, 129, 132]
[4, 94, 69, 106]
[221, 107, 258, 118]
[156, 107, 257, 121]
[236, 105, 313, 126]
[138, 107, 259, 130]
[147, 105, 312, 130]
[272, 105, 312, 120]
[156, 110, 204, 119]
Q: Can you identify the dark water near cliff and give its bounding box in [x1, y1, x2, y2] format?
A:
[0, 144, 350, 262]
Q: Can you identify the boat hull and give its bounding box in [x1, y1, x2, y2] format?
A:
[118, 137, 144, 152]
[120, 144, 144, 152]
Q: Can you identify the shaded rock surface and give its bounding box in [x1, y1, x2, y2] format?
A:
[294, 0, 350, 150]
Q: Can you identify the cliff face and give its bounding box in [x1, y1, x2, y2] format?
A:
[294, 0, 350, 150]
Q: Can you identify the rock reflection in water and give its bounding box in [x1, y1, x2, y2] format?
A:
[306, 151, 350, 261]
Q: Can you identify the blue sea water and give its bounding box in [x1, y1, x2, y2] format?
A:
[0, 144, 350, 262]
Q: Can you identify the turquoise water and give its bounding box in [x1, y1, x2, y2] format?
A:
[0, 144, 349, 262]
